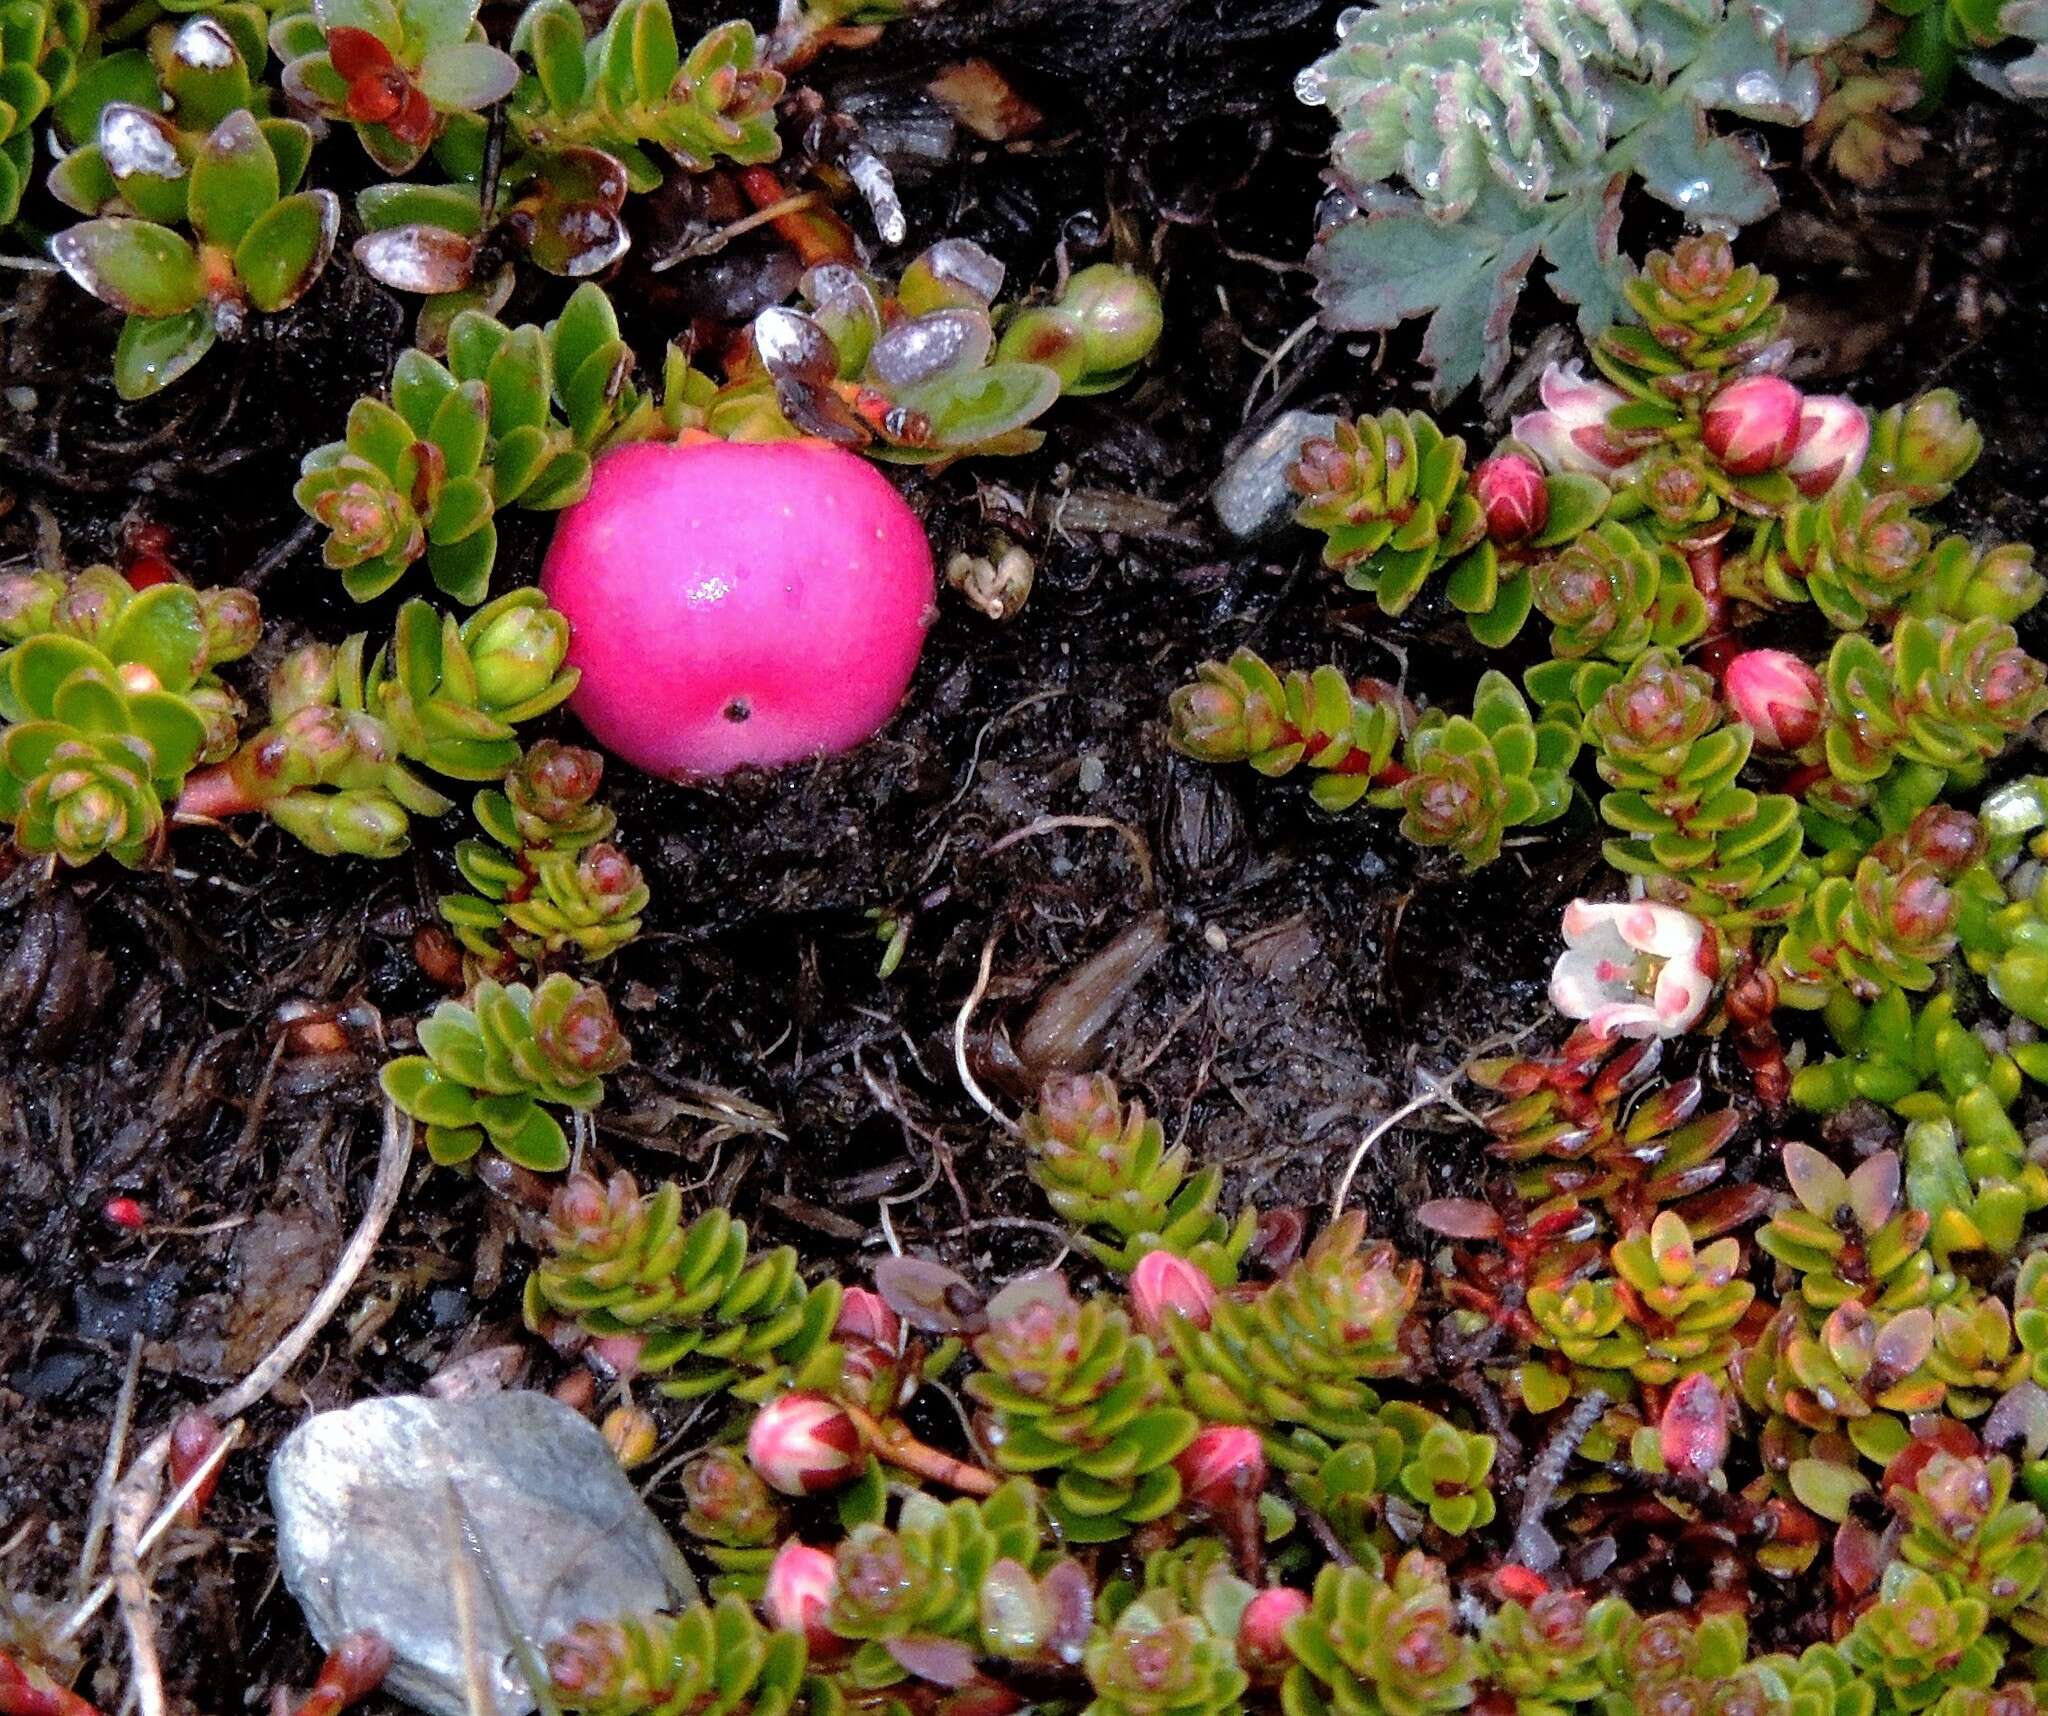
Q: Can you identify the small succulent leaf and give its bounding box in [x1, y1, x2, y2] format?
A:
[403, 0, 482, 51]
[1788, 1457, 1871, 1522]
[51, 218, 204, 316]
[107, 585, 207, 690]
[186, 109, 280, 250]
[873, 1254, 983, 1333]
[47, 146, 120, 215]
[162, 15, 257, 130]
[357, 180, 485, 234]
[427, 521, 495, 606]
[1416, 1198, 1501, 1239]
[234, 189, 339, 311]
[113, 309, 217, 399]
[1784, 1141, 1851, 1218]
[427, 378, 489, 476]
[312, 0, 402, 48]
[353, 223, 478, 293]
[262, 120, 317, 194]
[413, 40, 518, 109]
[901, 362, 1060, 448]
[514, 0, 586, 111]
[51, 48, 157, 145]
[127, 695, 208, 781]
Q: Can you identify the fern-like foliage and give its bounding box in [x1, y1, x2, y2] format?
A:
[1301, 0, 1870, 398]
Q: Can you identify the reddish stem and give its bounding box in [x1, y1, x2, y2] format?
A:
[174, 764, 261, 822]
[1723, 955, 1790, 1116]
[843, 1402, 998, 1497]
[288, 1634, 393, 1716]
[1685, 540, 1728, 636]
[168, 1410, 226, 1526]
[735, 166, 857, 269]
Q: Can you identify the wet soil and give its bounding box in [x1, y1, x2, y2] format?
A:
[5, 0, 2048, 1705]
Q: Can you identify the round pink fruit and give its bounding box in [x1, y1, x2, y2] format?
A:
[541, 439, 936, 778]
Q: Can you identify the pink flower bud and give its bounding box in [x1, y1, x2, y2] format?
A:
[1786, 395, 1869, 496]
[1237, 1587, 1309, 1680]
[1701, 375, 1804, 476]
[835, 1287, 902, 1352]
[1173, 1425, 1266, 1511]
[764, 1540, 840, 1650]
[1129, 1251, 1216, 1337]
[747, 1393, 862, 1496]
[1509, 363, 1634, 477]
[1723, 649, 1823, 751]
[1472, 452, 1549, 543]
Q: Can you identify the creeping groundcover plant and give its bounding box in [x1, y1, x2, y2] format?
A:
[10, 0, 2048, 1713]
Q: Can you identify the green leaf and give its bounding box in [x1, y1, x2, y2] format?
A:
[233, 189, 338, 312]
[489, 1100, 568, 1171]
[391, 348, 459, 438]
[51, 218, 204, 316]
[46, 145, 118, 216]
[262, 120, 316, 194]
[427, 378, 490, 477]
[902, 362, 1061, 449]
[427, 474, 493, 544]
[413, 39, 518, 110]
[311, 0, 401, 46]
[624, 0, 677, 103]
[186, 110, 280, 251]
[160, 14, 257, 131]
[51, 47, 156, 145]
[106, 585, 207, 690]
[548, 281, 620, 396]
[357, 179, 483, 234]
[1631, 102, 1777, 226]
[346, 396, 419, 475]
[125, 691, 207, 779]
[428, 521, 496, 606]
[113, 308, 217, 400]
[518, 0, 586, 112]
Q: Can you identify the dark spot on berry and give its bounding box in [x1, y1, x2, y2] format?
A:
[724, 698, 751, 723]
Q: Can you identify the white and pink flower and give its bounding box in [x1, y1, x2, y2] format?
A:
[747, 1393, 862, 1496]
[764, 1541, 840, 1650]
[1723, 648, 1824, 751]
[1129, 1250, 1217, 1337]
[1701, 375, 1803, 476]
[1549, 899, 1717, 1039]
[1510, 363, 1635, 477]
[1785, 394, 1870, 497]
[1471, 451, 1549, 542]
[1173, 1425, 1267, 1511]
[1237, 1587, 1310, 1680]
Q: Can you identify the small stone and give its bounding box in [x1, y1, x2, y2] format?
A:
[1211, 410, 1336, 541]
[270, 1392, 695, 1716]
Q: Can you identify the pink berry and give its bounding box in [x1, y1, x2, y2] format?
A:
[103, 1196, 147, 1230]
[1701, 375, 1804, 476]
[541, 440, 936, 779]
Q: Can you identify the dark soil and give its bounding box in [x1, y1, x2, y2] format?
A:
[4, 0, 2048, 1706]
